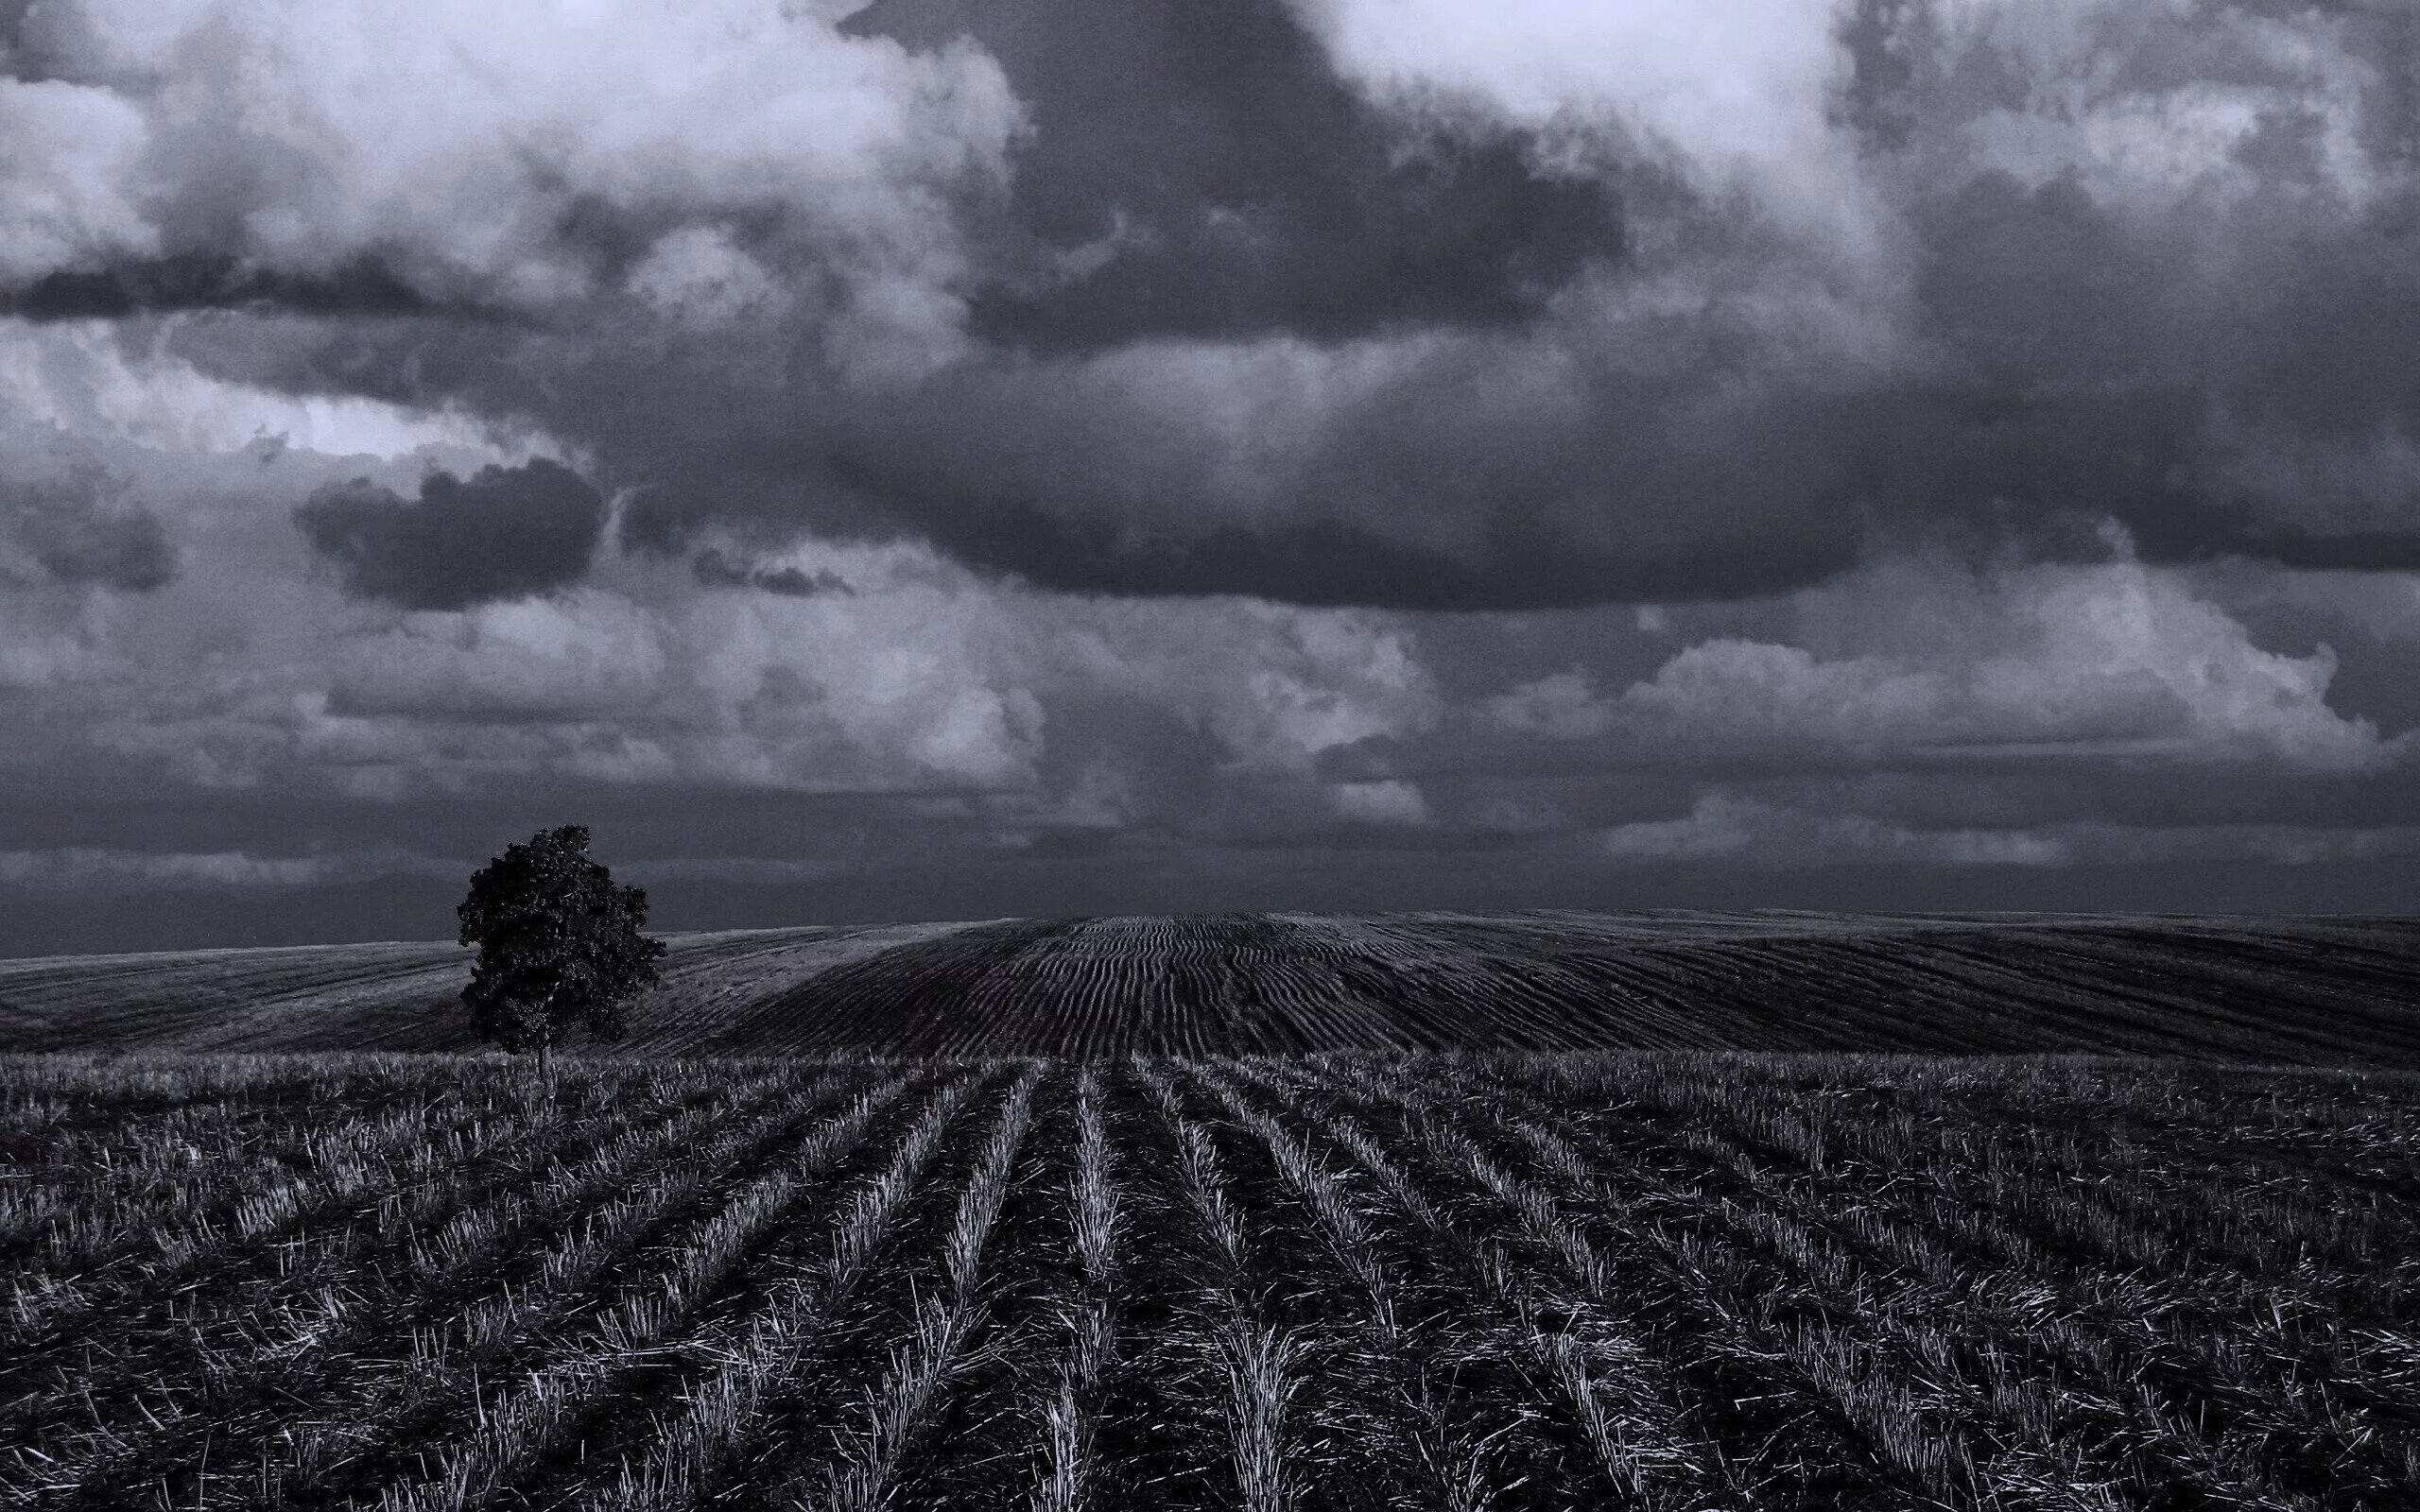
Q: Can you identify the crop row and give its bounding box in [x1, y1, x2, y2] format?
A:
[3, 1051, 2415, 1511]
[9, 914, 2420, 1063]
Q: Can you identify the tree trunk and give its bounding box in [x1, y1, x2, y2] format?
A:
[534, 977, 563, 1086]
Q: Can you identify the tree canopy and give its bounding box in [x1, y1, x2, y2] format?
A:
[457, 824, 666, 1067]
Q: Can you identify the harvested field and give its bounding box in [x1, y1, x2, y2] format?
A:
[4, 1050, 2417, 1511]
[2, 911, 2417, 1063]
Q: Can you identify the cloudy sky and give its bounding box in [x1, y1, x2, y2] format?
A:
[4, 0, 2419, 954]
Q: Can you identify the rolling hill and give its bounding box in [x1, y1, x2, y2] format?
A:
[3, 910, 2415, 1062]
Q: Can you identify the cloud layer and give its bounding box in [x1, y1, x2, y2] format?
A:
[1, 464, 173, 592]
[4, 1, 2412, 607]
[3, 1, 2419, 947]
[1489, 548, 2393, 771]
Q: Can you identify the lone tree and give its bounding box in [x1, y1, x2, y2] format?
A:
[458, 825, 666, 1072]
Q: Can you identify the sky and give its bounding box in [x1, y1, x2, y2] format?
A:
[4, 0, 2420, 954]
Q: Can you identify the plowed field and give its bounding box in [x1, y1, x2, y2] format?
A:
[3, 912, 2416, 1063]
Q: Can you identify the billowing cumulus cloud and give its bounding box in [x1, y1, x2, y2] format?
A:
[1297, 0, 1869, 239]
[625, 0, 2420, 606]
[8, 0, 2412, 607]
[0, 0, 1018, 369]
[1487, 549, 2394, 770]
[30, 510, 1442, 832]
[6, 1, 2420, 948]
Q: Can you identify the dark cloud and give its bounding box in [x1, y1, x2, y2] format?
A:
[1834, 0, 1923, 149]
[2187, 527, 2420, 574]
[26, 506, 173, 591]
[846, 0, 1625, 350]
[294, 459, 605, 611]
[0, 470, 174, 592]
[1, 252, 431, 321]
[689, 548, 854, 597]
[817, 470, 1854, 610]
[1914, 173, 2160, 390]
[48, 0, 2420, 619]
[16, 0, 2420, 946]
[592, 3, 2420, 607]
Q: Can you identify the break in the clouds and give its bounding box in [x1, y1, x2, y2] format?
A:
[2, 0, 2419, 949]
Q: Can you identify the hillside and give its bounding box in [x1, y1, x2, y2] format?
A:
[3, 910, 2416, 1062]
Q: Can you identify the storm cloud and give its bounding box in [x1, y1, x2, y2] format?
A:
[2, 252, 431, 321]
[6, 0, 2410, 608]
[690, 548, 855, 598]
[5, 1, 2420, 949]
[294, 459, 605, 611]
[848, 0, 1627, 349]
[0, 467, 174, 592]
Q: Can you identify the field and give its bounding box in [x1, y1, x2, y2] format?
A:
[6, 911, 2418, 1508]
[3, 911, 2418, 1062]
[3, 1050, 2417, 1511]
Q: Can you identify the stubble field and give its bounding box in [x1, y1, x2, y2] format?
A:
[3, 911, 2417, 1062]
[5, 1051, 2419, 1511]
[3, 911, 2417, 1510]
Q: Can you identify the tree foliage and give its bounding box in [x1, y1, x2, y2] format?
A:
[457, 825, 666, 1065]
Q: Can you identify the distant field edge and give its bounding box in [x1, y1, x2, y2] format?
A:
[0, 910, 2413, 1062]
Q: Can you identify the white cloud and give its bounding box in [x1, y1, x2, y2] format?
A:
[0, 321, 544, 462]
[1601, 795, 2072, 867]
[626, 227, 793, 329]
[1294, 0, 1875, 249]
[1600, 794, 2420, 871]
[1942, 1, 2381, 213]
[1236, 611, 1438, 774]
[1491, 552, 2391, 770]
[33, 518, 1447, 813]
[5, 0, 1022, 384]
[0, 603, 109, 689]
[0, 79, 154, 281]
[1332, 779, 1429, 826]
[0, 845, 458, 889]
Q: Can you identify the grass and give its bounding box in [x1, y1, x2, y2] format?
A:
[6, 1049, 2414, 1510]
